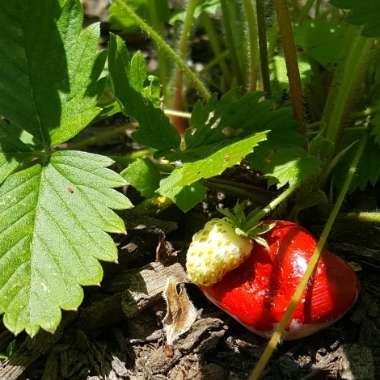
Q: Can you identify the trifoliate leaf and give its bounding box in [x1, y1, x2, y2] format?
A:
[108, 33, 180, 151]
[331, 0, 380, 37]
[0, 151, 132, 336]
[158, 132, 268, 205]
[165, 89, 300, 162]
[245, 102, 318, 188]
[0, 0, 104, 146]
[121, 158, 161, 198]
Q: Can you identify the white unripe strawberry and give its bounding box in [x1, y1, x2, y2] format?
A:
[186, 218, 253, 286]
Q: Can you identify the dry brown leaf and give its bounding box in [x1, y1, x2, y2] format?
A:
[162, 276, 197, 346]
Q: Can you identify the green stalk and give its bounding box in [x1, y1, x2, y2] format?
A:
[243, 0, 259, 92]
[147, 1, 169, 92]
[201, 12, 231, 89]
[114, 0, 211, 101]
[299, 0, 316, 23]
[315, 0, 322, 18]
[256, 0, 271, 98]
[249, 133, 368, 380]
[274, 0, 304, 124]
[220, 0, 244, 85]
[250, 183, 299, 225]
[322, 26, 373, 145]
[200, 50, 230, 75]
[172, 0, 199, 134]
[340, 211, 380, 223]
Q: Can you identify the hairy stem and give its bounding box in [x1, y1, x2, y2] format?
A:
[274, 0, 304, 124]
[322, 26, 373, 145]
[147, 1, 169, 93]
[220, 0, 244, 85]
[249, 133, 368, 380]
[114, 0, 211, 101]
[172, 0, 199, 134]
[256, 0, 271, 98]
[201, 12, 231, 89]
[243, 0, 259, 92]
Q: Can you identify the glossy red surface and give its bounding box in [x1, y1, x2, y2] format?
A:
[201, 220, 358, 334]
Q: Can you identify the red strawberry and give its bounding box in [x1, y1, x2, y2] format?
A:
[200, 220, 358, 340]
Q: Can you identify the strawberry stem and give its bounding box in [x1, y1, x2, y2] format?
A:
[218, 184, 299, 242]
[246, 183, 300, 228]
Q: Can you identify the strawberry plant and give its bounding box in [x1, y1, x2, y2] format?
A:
[0, 0, 133, 336]
[1, 0, 380, 379]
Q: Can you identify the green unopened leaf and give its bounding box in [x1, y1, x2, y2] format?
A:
[121, 158, 161, 198]
[108, 33, 180, 151]
[0, 151, 132, 336]
[159, 132, 268, 204]
[0, 0, 104, 146]
[331, 0, 380, 37]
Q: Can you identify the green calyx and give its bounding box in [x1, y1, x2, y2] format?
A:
[218, 202, 275, 249]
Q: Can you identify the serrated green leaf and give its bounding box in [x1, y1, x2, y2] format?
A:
[331, 0, 380, 37]
[108, 33, 180, 151]
[158, 132, 268, 204]
[129, 52, 148, 93]
[165, 90, 301, 163]
[242, 100, 320, 188]
[173, 182, 207, 213]
[249, 147, 321, 188]
[333, 132, 380, 191]
[372, 112, 380, 146]
[0, 150, 132, 336]
[0, 0, 104, 146]
[121, 158, 161, 198]
[0, 122, 34, 183]
[270, 56, 311, 101]
[294, 21, 347, 67]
